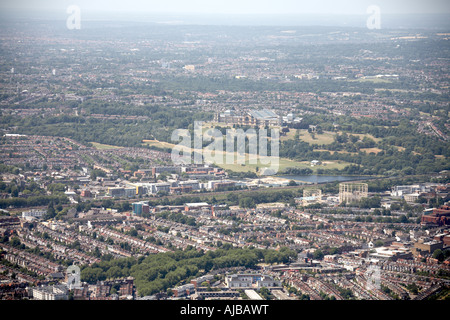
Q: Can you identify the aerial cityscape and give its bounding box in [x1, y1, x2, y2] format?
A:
[0, 0, 449, 307]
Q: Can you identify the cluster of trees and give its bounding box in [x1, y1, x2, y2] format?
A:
[155, 211, 197, 227]
[285, 285, 311, 300]
[225, 189, 299, 208]
[432, 249, 450, 262]
[0, 164, 20, 175]
[278, 111, 449, 176]
[5, 101, 212, 148]
[281, 167, 313, 175]
[0, 180, 43, 198]
[354, 214, 412, 224]
[0, 194, 68, 209]
[139, 188, 300, 211]
[358, 196, 381, 209]
[80, 246, 297, 297]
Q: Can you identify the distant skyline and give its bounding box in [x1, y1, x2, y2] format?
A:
[1, 0, 449, 15]
[0, 0, 448, 29]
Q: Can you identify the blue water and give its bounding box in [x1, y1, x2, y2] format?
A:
[279, 175, 370, 184]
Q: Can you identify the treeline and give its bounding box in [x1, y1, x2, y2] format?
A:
[0, 194, 68, 209]
[280, 138, 449, 176]
[152, 74, 407, 94]
[81, 246, 297, 297]
[155, 211, 197, 227]
[6, 102, 212, 148]
[0, 164, 20, 175]
[279, 113, 449, 176]
[139, 188, 301, 209]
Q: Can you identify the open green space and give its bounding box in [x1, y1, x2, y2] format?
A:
[90, 142, 123, 150]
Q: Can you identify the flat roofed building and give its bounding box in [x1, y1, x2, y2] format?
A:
[32, 284, 68, 300]
[107, 187, 125, 198]
[215, 109, 280, 127]
[22, 209, 46, 219]
[132, 201, 150, 216]
[412, 240, 444, 256]
[173, 283, 195, 297]
[245, 289, 263, 300]
[421, 205, 450, 226]
[248, 109, 281, 127]
[225, 274, 281, 289]
[185, 202, 211, 211]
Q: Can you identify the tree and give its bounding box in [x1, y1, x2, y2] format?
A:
[239, 197, 256, 208]
[312, 249, 324, 260]
[121, 201, 131, 212]
[375, 240, 384, 247]
[45, 202, 56, 220]
[259, 287, 272, 300]
[432, 249, 444, 262]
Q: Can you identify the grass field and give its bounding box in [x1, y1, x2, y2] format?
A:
[280, 129, 298, 141]
[315, 149, 357, 155]
[346, 132, 381, 143]
[91, 142, 123, 150]
[282, 129, 380, 146]
[142, 139, 351, 174]
[360, 147, 383, 154]
[142, 140, 176, 149]
[297, 129, 336, 145]
[349, 77, 393, 84]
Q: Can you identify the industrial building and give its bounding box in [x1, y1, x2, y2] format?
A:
[339, 182, 368, 204]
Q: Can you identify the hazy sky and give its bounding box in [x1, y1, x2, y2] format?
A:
[1, 0, 449, 15]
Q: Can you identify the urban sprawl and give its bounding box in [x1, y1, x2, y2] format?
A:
[0, 17, 449, 301]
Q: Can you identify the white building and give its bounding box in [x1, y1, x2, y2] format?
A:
[225, 274, 281, 289]
[31, 285, 69, 300]
[179, 180, 200, 190]
[245, 290, 263, 300]
[22, 209, 46, 219]
[391, 185, 429, 197]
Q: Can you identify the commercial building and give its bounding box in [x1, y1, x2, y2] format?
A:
[152, 182, 171, 194]
[391, 185, 429, 197]
[185, 202, 212, 213]
[132, 201, 150, 216]
[412, 239, 444, 257]
[421, 205, 450, 226]
[248, 109, 281, 127]
[215, 109, 281, 127]
[107, 187, 125, 198]
[151, 166, 182, 176]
